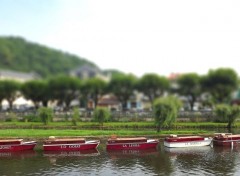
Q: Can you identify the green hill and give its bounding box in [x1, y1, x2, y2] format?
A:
[0, 36, 97, 78]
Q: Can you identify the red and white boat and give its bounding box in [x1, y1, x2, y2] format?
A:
[43, 137, 100, 151]
[213, 133, 240, 147]
[164, 135, 212, 148]
[0, 139, 36, 152]
[106, 136, 159, 150]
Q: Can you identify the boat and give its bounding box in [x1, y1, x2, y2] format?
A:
[213, 133, 240, 147]
[43, 136, 100, 151]
[106, 136, 159, 150]
[164, 135, 212, 148]
[0, 139, 37, 152]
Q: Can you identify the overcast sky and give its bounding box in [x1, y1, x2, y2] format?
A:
[0, 0, 240, 77]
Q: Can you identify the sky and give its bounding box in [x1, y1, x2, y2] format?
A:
[0, 0, 240, 77]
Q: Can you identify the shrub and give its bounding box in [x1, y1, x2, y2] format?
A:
[38, 107, 53, 125]
[72, 107, 79, 126]
[93, 107, 110, 125]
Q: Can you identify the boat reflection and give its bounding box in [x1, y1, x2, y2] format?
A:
[107, 148, 159, 159]
[164, 146, 212, 158]
[0, 150, 37, 158]
[43, 149, 100, 157]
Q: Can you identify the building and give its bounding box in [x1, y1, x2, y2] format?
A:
[97, 94, 121, 111]
[0, 70, 39, 82]
[70, 65, 110, 82]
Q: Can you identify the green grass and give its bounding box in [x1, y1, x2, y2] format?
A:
[0, 121, 232, 138]
[0, 129, 212, 138]
[0, 121, 231, 129]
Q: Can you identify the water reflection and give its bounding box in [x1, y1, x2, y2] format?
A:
[164, 146, 240, 175]
[1, 145, 240, 175]
[107, 148, 159, 159]
[0, 150, 37, 158]
[43, 149, 100, 157]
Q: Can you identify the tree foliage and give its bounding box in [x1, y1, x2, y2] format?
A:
[214, 104, 240, 128]
[72, 107, 79, 126]
[21, 80, 49, 108]
[82, 78, 107, 108]
[48, 76, 81, 109]
[177, 73, 201, 110]
[137, 73, 169, 104]
[38, 107, 53, 125]
[93, 107, 110, 125]
[0, 80, 21, 109]
[153, 96, 182, 132]
[201, 68, 238, 104]
[107, 74, 137, 109]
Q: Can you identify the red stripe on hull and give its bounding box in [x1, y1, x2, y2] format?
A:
[213, 140, 240, 146]
[213, 134, 240, 147]
[0, 142, 36, 152]
[43, 142, 99, 151]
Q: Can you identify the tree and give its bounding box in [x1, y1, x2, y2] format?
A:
[201, 68, 238, 104]
[93, 107, 110, 126]
[38, 107, 53, 125]
[214, 104, 240, 129]
[137, 74, 169, 105]
[21, 80, 49, 108]
[48, 76, 81, 110]
[72, 107, 79, 126]
[107, 74, 137, 109]
[177, 73, 201, 111]
[153, 96, 182, 132]
[0, 80, 21, 110]
[81, 78, 107, 109]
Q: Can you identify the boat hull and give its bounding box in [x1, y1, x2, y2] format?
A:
[213, 134, 240, 147]
[106, 139, 159, 150]
[0, 141, 37, 152]
[164, 138, 212, 148]
[43, 140, 99, 151]
[213, 139, 240, 147]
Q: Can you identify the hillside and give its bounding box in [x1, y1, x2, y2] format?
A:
[0, 36, 97, 77]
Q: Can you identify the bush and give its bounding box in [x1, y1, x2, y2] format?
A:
[72, 107, 79, 126]
[23, 114, 41, 122]
[93, 107, 110, 125]
[38, 107, 53, 125]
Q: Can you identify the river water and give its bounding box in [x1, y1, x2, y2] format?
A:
[1, 142, 240, 176]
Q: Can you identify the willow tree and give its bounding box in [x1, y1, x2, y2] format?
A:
[93, 107, 110, 126]
[153, 96, 182, 132]
[214, 104, 240, 129]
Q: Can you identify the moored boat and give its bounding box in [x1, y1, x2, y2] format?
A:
[164, 135, 212, 148]
[213, 133, 240, 147]
[43, 136, 100, 151]
[106, 136, 159, 150]
[0, 139, 37, 152]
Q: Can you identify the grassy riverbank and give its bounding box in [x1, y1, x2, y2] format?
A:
[0, 129, 212, 138]
[0, 121, 234, 138]
[0, 121, 235, 128]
